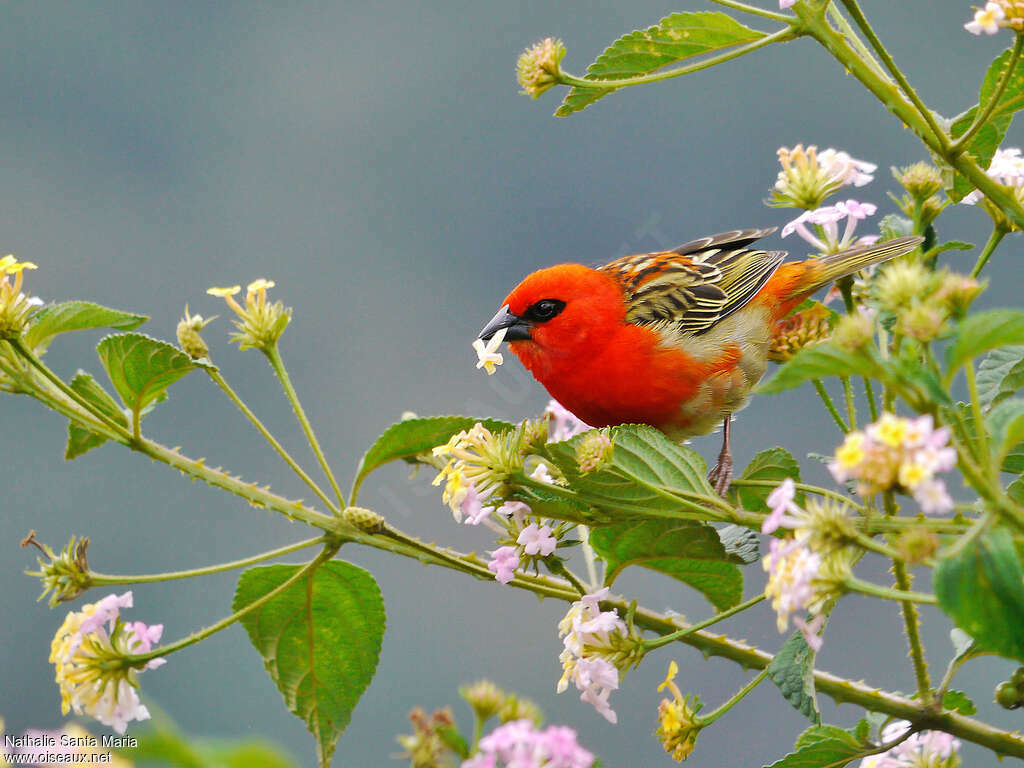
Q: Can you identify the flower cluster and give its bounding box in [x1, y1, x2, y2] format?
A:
[395, 706, 459, 767]
[516, 38, 567, 100]
[545, 399, 593, 442]
[0, 255, 43, 337]
[962, 146, 1024, 211]
[654, 661, 704, 762]
[872, 261, 982, 340]
[964, 1, 1024, 34]
[556, 588, 627, 723]
[830, 413, 956, 514]
[891, 162, 947, 230]
[771, 145, 876, 210]
[433, 423, 525, 522]
[207, 278, 290, 351]
[463, 719, 595, 768]
[782, 200, 879, 255]
[762, 478, 857, 555]
[762, 538, 829, 651]
[768, 301, 834, 362]
[50, 591, 165, 734]
[861, 720, 961, 767]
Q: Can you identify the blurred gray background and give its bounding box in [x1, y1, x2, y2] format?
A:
[2, 2, 1022, 766]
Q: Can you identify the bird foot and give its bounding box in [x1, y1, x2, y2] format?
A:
[707, 454, 733, 498]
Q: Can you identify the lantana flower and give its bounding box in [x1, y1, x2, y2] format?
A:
[556, 588, 627, 723]
[771, 145, 876, 209]
[964, 1, 1024, 34]
[0, 255, 43, 337]
[654, 660, 704, 762]
[516, 38, 567, 100]
[49, 591, 165, 734]
[545, 399, 593, 442]
[829, 413, 956, 514]
[206, 278, 290, 351]
[432, 423, 523, 521]
[860, 720, 961, 767]
[463, 718, 595, 768]
[782, 200, 878, 255]
[962, 146, 1024, 204]
[473, 327, 506, 374]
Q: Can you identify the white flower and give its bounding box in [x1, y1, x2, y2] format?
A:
[782, 200, 877, 254]
[517, 522, 557, 556]
[965, 2, 1006, 34]
[472, 326, 506, 374]
[818, 149, 876, 187]
[963, 146, 1024, 203]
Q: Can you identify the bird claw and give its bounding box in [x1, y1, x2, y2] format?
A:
[707, 455, 733, 498]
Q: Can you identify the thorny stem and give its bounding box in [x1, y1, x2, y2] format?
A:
[706, 0, 792, 24]
[841, 375, 857, 430]
[864, 376, 880, 422]
[971, 225, 1007, 279]
[207, 368, 341, 515]
[952, 32, 1024, 154]
[129, 542, 340, 664]
[264, 343, 346, 509]
[90, 536, 325, 585]
[812, 378, 849, 432]
[557, 27, 795, 91]
[884, 490, 933, 705]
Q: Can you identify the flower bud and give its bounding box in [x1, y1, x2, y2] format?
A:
[893, 162, 943, 201]
[575, 430, 613, 473]
[342, 506, 385, 532]
[459, 679, 506, 722]
[176, 305, 215, 359]
[833, 312, 874, 351]
[897, 301, 946, 343]
[516, 38, 566, 99]
[896, 527, 938, 566]
[934, 271, 984, 318]
[498, 693, 543, 726]
[874, 261, 934, 313]
[23, 532, 92, 607]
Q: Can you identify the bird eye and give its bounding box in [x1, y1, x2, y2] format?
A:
[529, 299, 565, 322]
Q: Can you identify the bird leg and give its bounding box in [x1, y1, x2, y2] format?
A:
[706, 416, 733, 498]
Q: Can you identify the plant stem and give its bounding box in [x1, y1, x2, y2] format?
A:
[707, 0, 793, 23]
[885, 491, 933, 704]
[845, 576, 937, 604]
[577, 524, 600, 589]
[8, 337, 131, 440]
[952, 33, 1024, 154]
[558, 27, 795, 90]
[842, 375, 857, 430]
[812, 378, 849, 432]
[697, 668, 770, 726]
[965, 361, 991, 474]
[130, 542, 339, 664]
[971, 226, 1007, 279]
[207, 368, 340, 515]
[263, 343, 345, 509]
[642, 594, 765, 652]
[90, 536, 325, 585]
[864, 377, 879, 422]
[836, 0, 949, 149]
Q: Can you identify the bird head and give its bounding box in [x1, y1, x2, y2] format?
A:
[477, 264, 625, 361]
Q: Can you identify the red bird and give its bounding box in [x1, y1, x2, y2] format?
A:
[478, 228, 921, 493]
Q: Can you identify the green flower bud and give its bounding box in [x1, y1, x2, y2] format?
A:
[516, 38, 566, 99]
[176, 305, 215, 359]
[893, 162, 943, 201]
[833, 312, 874, 352]
[342, 506, 385, 532]
[574, 430, 613, 473]
[459, 679, 506, 722]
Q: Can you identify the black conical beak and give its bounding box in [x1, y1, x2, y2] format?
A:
[478, 305, 534, 342]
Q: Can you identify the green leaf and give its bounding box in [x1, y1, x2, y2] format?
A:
[734, 448, 800, 514]
[942, 689, 977, 715]
[767, 631, 821, 724]
[96, 333, 210, 419]
[24, 301, 147, 352]
[949, 46, 1024, 201]
[717, 523, 759, 564]
[118, 722, 300, 768]
[352, 416, 515, 499]
[543, 424, 716, 520]
[757, 343, 883, 394]
[235, 561, 385, 766]
[762, 724, 866, 768]
[986, 398, 1024, 464]
[977, 346, 1024, 410]
[935, 525, 1024, 661]
[590, 519, 744, 610]
[556, 12, 765, 116]
[945, 310, 1024, 380]
[887, 357, 954, 410]
[65, 371, 128, 459]
[1005, 446, 1024, 474]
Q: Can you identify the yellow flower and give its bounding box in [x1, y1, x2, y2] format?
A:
[872, 413, 908, 449]
[834, 432, 866, 469]
[472, 326, 506, 374]
[655, 661, 703, 762]
[898, 461, 929, 490]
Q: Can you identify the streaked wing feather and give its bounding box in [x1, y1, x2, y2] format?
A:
[599, 227, 784, 335]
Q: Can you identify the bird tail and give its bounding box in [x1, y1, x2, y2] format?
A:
[762, 235, 923, 321]
[808, 235, 924, 291]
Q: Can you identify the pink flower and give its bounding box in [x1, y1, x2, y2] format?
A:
[77, 591, 134, 637]
[545, 400, 593, 442]
[913, 478, 954, 515]
[762, 477, 801, 533]
[498, 500, 530, 528]
[794, 614, 825, 652]
[467, 719, 595, 768]
[779, 0, 796, 7]
[782, 200, 878, 254]
[461, 484, 490, 525]
[965, 2, 1006, 34]
[518, 523, 557, 556]
[763, 539, 821, 632]
[488, 546, 520, 584]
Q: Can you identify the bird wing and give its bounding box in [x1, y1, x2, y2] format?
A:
[598, 228, 786, 335]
